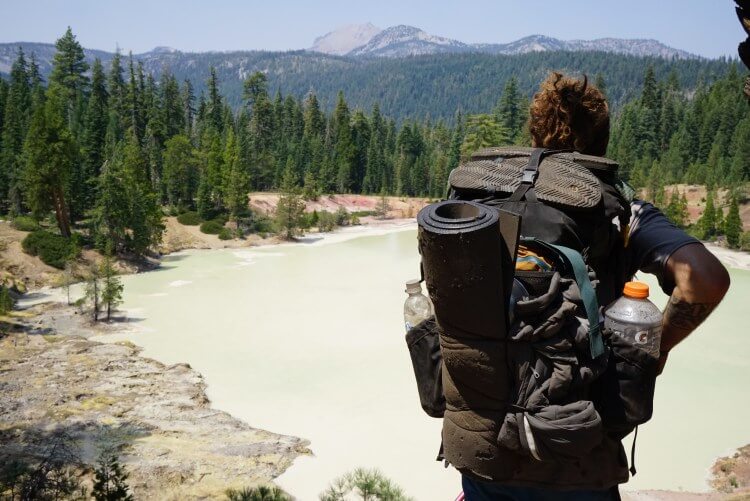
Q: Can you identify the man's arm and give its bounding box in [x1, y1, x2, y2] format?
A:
[658, 243, 731, 373]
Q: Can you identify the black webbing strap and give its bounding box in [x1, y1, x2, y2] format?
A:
[630, 426, 638, 476]
[509, 148, 548, 202]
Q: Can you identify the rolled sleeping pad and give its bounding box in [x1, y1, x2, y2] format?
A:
[417, 200, 508, 339]
[417, 200, 515, 476]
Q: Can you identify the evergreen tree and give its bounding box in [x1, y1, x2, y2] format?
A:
[23, 84, 76, 237]
[49, 27, 89, 128]
[332, 92, 355, 193]
[181, 79, 196, 137]
[92, 450, 133, 501]
[494, 77, 522, 141]
[163, 135, 199, 208]
[91, 145, 130, 251]
[1, 48, 31, 214]
[81, 58, 109, 210]
[275, 164, 305, 239]
[461, 114, 508, 159]
[100, 248, 124, 322]
[696, 190, 717, 240]
[85, 263, 102, 321]
[725, 195, 742, 248]
[206, 66, 224, 133]
[223, 126, 249, 224]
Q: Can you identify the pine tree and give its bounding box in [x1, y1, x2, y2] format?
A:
[49, 27, 89, 128]
[163, 135, 198, 209]
[460, 114, 508, 160]
[696, 190, 717, 240]
[85, 263, 102, 321]
[725, 195, 742, 248]
[91, 145, 130, 251]
[92, 450, 133, 501]
[223, 127, 249, 224]
[181, 79, 196, 137]
[121, 133, 164, 255]
[494, 77, 522, 141]
[1, 48, 31, 214]
[81, 58, 109, 210]
[275, 164, 305, 239]
[100, 248, 124, 322]
[332, 92, 355, 193]
[206, 66, 223, 133]
[23, 84, 76, 237]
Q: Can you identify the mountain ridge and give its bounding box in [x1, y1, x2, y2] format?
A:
[309, 24, 699, 60]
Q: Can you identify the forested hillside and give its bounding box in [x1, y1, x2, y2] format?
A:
[0, 28, 748, 270]
[0, 40, 734, 120]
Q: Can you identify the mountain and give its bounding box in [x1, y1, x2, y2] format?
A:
[310, 23, 381, 56]
[309, 25, 699, 60]
[348, 25, 469, 57]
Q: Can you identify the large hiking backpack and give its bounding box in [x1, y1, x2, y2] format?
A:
[407, 147, 656, 485]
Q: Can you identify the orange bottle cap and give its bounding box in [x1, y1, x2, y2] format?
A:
[623, 281, 649, 299]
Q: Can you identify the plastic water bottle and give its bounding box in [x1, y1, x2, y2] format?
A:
[604, 281, 663, 358]
[404, 279, 433, 332]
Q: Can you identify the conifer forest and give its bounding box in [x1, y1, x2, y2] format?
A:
[1, 28, 748, 259]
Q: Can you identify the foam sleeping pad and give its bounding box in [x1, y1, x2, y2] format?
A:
[417, 200, 516, 476]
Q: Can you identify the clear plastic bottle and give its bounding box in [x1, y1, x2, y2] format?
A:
[604, 281, 663, 358]
[404, 279, 434, 332]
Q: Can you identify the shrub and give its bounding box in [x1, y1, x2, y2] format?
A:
[218, 228, 233, 240]
[320, 468, 412, 501]
[250, 214, 276, 234]
[177, 211, 202, 226]
[740, 231, 750, 252]
[0, 284, 14, 314]
[318, 211, 336, 232]
[11, 216, 41, 232]
[22, 231, 77, 269]
[200, 220, 225, 235]
[334, 207, 350, 226]
[226, 485, 290, 501]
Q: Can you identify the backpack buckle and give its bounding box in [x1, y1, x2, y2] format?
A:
[521, 168, 539, 184]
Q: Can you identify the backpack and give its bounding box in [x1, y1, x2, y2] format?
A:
[406, 147, 657, 484]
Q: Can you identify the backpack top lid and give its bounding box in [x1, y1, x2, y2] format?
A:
[449, 146, 621, 209]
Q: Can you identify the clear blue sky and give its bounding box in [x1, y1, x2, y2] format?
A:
[0, 0, 743, 58]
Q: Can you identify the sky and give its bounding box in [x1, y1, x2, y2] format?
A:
[0, 0, 744, 58]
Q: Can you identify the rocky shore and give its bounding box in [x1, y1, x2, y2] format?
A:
[0, 302, 310, 499]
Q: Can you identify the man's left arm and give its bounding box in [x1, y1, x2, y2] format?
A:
[658, 243, 731, 373]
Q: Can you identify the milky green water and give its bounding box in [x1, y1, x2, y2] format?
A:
[87, 229, 748, 500]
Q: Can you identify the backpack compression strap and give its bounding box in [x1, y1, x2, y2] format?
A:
[550, 244, 606, 359]
[524, 238, 606, 359]
[508, 148, 548, 202]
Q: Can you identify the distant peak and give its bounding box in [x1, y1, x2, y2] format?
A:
[310, 23, 382, 55]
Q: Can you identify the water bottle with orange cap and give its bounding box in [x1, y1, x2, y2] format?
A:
[604, 281, 663, 358]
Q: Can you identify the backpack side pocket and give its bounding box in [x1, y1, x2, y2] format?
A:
[405, 316, 445, 418]
[595, 330, 658, 433]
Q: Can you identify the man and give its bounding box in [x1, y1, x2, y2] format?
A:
[460, 73, 730, 500]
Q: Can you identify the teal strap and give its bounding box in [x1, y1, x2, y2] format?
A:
[548, 244, 605, 359]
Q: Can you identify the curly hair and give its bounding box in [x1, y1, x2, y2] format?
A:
[528, 72, 610, 156]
